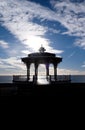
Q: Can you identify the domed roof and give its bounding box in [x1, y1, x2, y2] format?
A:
[22, 45, 62, 64]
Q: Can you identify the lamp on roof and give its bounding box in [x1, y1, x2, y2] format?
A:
[39, 44, 46, 53]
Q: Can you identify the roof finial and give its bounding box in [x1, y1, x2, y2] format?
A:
[39, 44, 46, 53]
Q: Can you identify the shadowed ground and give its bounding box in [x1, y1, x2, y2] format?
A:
[0, 82, 85, 97]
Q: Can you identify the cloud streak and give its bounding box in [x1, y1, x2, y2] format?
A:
[68, 51, 75, 58]
[0, 0, 85, 75]
[58, 68, 85, 75]
[0, 40, 9, 48]
[0, 0, 63, 54]
[0, 56, 85, 76]
[1, 0, 85, 50]
[50, 0, 85, 49]
[0, 57, 25, 69]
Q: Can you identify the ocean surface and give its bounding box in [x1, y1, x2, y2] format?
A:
[0, 76, 13, 83]
[0, 75, 85, 83]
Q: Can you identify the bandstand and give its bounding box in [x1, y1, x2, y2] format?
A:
[21, 46, 62, 84]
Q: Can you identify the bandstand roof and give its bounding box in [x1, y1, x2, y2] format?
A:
[21, 46, 62, 64]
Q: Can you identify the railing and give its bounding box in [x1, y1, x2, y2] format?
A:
[57, 75, 71, 82]
[13, 75, 71, 83]
[13, 75, 27, 82]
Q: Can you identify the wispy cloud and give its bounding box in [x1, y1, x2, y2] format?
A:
[82, 65, 85, 67]
[58, 68, 85, 75]
[0, 56, 85, 75]
[1, 0, 85, 75]
[1, 0, 85, 50]
[50, 0, 85, 49]
[0, 57, 25, 70]
[81, 61, 85, 68]
[0, 0, 63, 54]
[75, 38, 85, 49]
[0, 40, 9, 48]
[68, 51, 75, 58]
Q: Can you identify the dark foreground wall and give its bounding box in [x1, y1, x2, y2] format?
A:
[0, 83, 85, 96]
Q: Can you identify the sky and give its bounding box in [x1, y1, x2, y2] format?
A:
[0, 0, 85, 75]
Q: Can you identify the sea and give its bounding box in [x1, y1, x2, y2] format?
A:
[0, 75, 85, 83]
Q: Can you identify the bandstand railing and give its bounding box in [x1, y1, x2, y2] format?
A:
[13, 75, 27, 82]
[13, 75, 71, 83]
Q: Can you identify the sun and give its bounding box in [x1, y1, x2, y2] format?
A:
[23, 35, 49, 52]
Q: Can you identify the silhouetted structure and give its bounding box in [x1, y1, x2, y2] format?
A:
[21, 46, 62, 84]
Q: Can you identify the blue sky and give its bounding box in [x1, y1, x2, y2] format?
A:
[0, 0, 85, 75]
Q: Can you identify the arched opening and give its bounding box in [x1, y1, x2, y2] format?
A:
[49, 64, 54, 81]
[38, 64, 46, 77]
[38, 64, 49, 84]
[30, 63, 35, 81]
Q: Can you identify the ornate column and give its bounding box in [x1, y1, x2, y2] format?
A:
[26, 63, 30, 81]
[46, 63, 49, 81]
[54, 63, 57, 81]
[34, 63, 38, 83]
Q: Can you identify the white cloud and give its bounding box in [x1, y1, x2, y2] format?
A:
[0, 57, 26, 70]
[81, 61, 85, 68]
[82, 65, 85, 67]
[0, 0, 63, 54]
[50, 0, 85, 49]
[0, 40, 9, 48]
[0, 0, 85, 50]
[21, 50, 32, 55]
[0, 56, 85, 75]
[75, 38, 85, 49]
[1, 0, 85, 75]
[57, 68, 85, 75]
